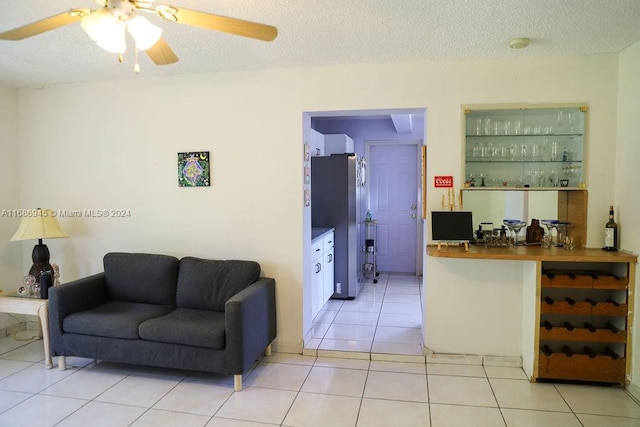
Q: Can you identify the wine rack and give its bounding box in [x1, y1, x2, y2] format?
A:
[537, 264, 631, 385]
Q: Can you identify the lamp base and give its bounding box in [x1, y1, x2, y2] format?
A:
[29, 262, 54, 283]
[30, 243, 52, 284]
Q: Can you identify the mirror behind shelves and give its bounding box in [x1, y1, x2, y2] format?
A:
[462, 190, 560, 234]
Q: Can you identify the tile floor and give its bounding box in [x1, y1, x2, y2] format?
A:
[0, 271, 639, 426]
[1, 337, 640, 426]
[304, 273, 424, 358]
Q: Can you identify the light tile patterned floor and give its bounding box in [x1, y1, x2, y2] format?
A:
[305, 273, 424, 357]
[0, 271, 639, 426]
[1, 338, 640, 426]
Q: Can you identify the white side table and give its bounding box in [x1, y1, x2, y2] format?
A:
[0, 290, 53, 369]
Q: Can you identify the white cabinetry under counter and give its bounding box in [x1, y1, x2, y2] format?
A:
[311, 228, 335, 319]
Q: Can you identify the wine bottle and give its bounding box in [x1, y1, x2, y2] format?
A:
[563, 321, 574, 331]
[583, 346, 597, 359]
[603, 205, 618, 251]
[541, 344, 553, 357]
[565, 297, 576, 305]
[605, 347, 620, 360]
[543, 296, 554, 305]
[606, 322, 620, 333]
[606, 298, 620, 307]
[562, 345, 574, 357]
[542, 320, 553, 330]
[586, 298, 597, 306]
[584, 322, 596, 332]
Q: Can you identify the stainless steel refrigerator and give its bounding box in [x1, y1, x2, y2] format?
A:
[311, 154, 364, 299]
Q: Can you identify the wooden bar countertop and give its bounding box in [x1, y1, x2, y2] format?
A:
[427, 244, 638, 262]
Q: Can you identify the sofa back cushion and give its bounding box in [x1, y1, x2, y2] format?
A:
[104, 252, 180, 305]
[177, 257, 261, 311]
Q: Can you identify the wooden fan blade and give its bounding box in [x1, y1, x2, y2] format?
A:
[170, 7, 277, 42]
[0, 9, 88, 41]
[146, 37, 179, 65]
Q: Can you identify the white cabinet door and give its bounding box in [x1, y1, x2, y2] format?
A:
[311, 255, 323, 319]
[311, 237, 324, 319]
[323, 246, 334, 302]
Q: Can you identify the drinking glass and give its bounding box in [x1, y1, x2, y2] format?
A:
[556, 111, 563, 133]
[513, 119, 522, 135]
[541, 220, 558, 245]
[474, 118, 483, 136]
[550, 141, 558, 161]
[555, 222, 570, 247]
[483, 118, 492, 135]
[503, 220, 527, 247]
[503, 120, 511, 136]
[530, 144, 539, 161]
[493, 120, 502, 136]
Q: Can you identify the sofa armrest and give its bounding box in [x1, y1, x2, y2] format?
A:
[48, 272, 108, 355]
[224, 277, 276, 373]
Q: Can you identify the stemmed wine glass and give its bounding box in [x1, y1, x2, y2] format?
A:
[503, 219, 527, 247]
[555, 222, 570, 247]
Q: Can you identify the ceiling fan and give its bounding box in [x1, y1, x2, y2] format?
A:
[0, 0, 278, 68]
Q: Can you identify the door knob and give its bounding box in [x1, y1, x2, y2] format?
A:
[411, 213, 417, 218]
[411, 204, 417, 210]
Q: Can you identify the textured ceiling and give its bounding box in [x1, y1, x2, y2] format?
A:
[1, 0, 639, 88]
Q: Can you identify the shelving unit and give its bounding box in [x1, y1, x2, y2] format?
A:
[464, 107, 586, 189]
[536, 262, 634, 385]
[362, 220, 379, 283]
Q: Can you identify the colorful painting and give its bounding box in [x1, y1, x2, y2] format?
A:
[178, 151, 210, 187]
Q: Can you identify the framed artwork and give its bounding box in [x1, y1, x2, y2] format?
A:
[304, 188, 310, 207]
[304, 143, 310, 161]
[178, 151, 210, 187]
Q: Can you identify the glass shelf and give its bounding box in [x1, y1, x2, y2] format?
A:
[464, 107, 586, 189]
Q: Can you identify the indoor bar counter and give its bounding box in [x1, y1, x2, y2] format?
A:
[427, 244, 638, 263]
[426, 243, 637, 385]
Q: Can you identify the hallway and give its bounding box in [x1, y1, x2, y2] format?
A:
[304, 273, 423, 359]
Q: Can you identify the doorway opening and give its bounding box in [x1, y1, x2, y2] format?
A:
[303, 108, 427, 358]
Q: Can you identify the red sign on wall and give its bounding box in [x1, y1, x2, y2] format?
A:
[434, 176, 454, 188]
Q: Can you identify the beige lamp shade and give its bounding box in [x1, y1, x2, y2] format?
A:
[10, 209, 68, 241]
[10, 208, 68, 284]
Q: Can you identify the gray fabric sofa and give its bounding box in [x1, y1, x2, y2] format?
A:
[48, 252, 276, 391]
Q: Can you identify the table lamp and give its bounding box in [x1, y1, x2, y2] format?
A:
[10, 208, 68, 282]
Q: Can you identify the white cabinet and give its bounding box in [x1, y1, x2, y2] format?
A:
[324, 134, 354, 155]
[311, 238, 324, 318]
[310, 229, 335, 319]
[322, 233, 335, 302]
[309, 128, 325, 157]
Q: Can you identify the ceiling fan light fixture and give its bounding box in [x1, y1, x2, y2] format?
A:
[96, 23, 126, 54]
[127, 16, 162, 50]
[80, 8, 115, 42]
[81, 7, 126, 53]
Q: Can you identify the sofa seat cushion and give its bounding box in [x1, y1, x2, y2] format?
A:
[63, 301, 175, 340]
[138, 308, 226, 349]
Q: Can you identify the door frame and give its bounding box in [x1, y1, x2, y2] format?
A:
[364, 140, 423, 276]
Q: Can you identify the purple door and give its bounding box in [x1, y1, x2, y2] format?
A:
[368, 144, 419, 273]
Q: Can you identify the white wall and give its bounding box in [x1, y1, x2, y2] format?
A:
[616, 39, 640, 398]
[14, 54, 619, 356]
[0, 86, 22, 331]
